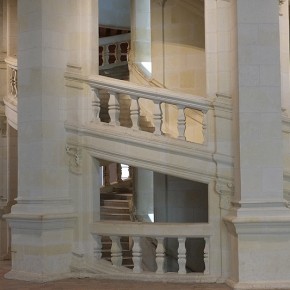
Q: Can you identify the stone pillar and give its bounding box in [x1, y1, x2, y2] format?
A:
[4, 0, 77, 282]
[279, 0, 290, 113]
[225, 1, 290, 289]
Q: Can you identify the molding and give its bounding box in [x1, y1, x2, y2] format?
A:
[224, 215, 290, 235]
[65, 122, 217, 183]
[4, 213, 77, 231]
[65, 123, 216, 183]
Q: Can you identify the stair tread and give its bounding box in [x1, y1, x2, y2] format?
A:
[101, 206, 130, 209]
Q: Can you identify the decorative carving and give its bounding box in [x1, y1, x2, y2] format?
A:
[65, 144, 82, 174]
[216, 179, 234, 210]
[9, 68, 17, 97]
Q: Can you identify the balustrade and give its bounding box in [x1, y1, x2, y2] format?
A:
[91, 222, 211, 276]
[85, 75, 212, 144]
[99, 34, 130, 69]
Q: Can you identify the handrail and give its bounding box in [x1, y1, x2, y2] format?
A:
[90, 220, 212, 237]
[65, 73, 213, 112]
[99, 33, 130, 46]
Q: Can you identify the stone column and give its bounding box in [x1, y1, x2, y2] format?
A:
[225, 0, 290, 289]
[4, 0, 77, 282]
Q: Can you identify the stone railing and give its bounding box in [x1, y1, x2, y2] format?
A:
[5, 56, 17, 98]
[77, 75, 212, 144]
[90, 221, 211, 277]
[99, 33, 130, 69]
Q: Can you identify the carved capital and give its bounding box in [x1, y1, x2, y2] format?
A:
[65, 144, 82, 174]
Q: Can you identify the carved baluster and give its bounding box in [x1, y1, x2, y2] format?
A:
[104, 44, 109, 66]
[204, 237, 210, 275]
[92, 88, 101, 122]
[108, 91, 120, 125]
[156, 237, 165, 274]
[93, 235, 102, 261]
[153, 101, 162, 135]
[132, 236, 142, 273]
[110, 236, 122, 267]
[117, 42, 121, 64]
[103, 165, 110, 186]
[130, 97, 140, 130]
[117, 163, 122, 182]
[178, 237, 187, 274]
[177, 106, 186, 140]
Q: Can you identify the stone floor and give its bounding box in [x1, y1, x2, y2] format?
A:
[0, 260, 231, 290]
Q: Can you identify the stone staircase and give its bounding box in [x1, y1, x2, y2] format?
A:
[100, 174, 135, 268]
[100, 188, 133, 221]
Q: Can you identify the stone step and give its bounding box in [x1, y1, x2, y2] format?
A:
[101, 206, 130, 214]
[100, 213, 132, 221]
[102, 199, 130, 207]
[100, 192, 133, 201]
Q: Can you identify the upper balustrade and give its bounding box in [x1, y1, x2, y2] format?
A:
[65, 72, 213, 145]
[99, 33, 130, 70]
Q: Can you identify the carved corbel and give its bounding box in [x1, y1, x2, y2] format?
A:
[216, 179, 234, 210]
[65, 144, 82, 174]
[279, 0, 286, 15]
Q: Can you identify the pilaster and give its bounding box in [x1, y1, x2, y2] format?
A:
[224, 0, 290, 289]
[4, 0, 78, 281]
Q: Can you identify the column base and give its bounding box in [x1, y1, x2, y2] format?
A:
[4, 213, 77, 282]
[224, 211, 290, 290]
[5, 269, 73, 283]
[226, 278, 290, 290]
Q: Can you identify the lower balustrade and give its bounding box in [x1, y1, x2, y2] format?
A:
[90, 221, 211, 278]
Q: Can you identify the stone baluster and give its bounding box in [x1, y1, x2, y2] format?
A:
[204, 237, 209, 275]
[104, 44, 109, 66]
[117, 42, 122, 63]
[178, 237, 187, 274]
[92, 88, 101, 122]
[156, 237, 165, 274]
[93, 235, 102, 260]
[116, 163, 122, 182]
[103, 165, 110, 186]
[108, 91, 120, 125]
[130, 97, 140, 130]
[177, 105, 186, 140]
[153, 101, 162, 135]
[132, 236, 142, 273]
[110, 236, 122, 267]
